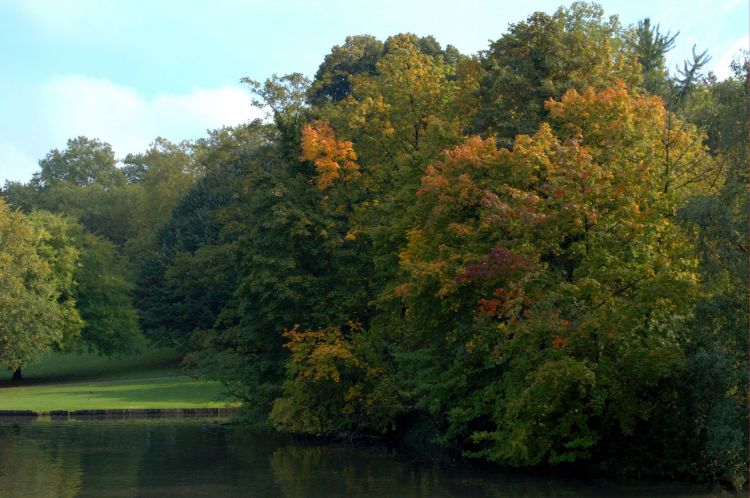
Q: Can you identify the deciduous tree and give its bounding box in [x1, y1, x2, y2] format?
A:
[0, 201, 82, 379]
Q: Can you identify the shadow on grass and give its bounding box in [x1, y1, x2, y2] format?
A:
[0, 349, 184, 387]
[33, 381, 229, 406]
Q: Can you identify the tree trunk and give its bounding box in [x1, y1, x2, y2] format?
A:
[11, 368, 22, 382]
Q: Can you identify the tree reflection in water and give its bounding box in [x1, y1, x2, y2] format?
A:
[0, 419, 735, 498]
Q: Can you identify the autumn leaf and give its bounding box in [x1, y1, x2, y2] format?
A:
[300, 120, 360, 190]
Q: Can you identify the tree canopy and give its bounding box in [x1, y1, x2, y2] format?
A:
[0, 201, 82, 375]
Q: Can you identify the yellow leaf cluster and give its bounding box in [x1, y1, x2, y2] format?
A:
[300, 120, 360, 190]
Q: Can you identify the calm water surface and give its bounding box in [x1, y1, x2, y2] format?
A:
[0, 418, 739, 498]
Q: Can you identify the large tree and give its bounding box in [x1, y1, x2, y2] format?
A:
[393, 82, 720, 472]
[33, 136, 125, 190]
[4, 137, 140, 248]
[0, 201, 82, 379]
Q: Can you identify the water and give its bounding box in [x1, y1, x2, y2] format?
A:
[0, 418, 739, 497]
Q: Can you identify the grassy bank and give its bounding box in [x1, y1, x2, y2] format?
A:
[0, 349, 238, 412]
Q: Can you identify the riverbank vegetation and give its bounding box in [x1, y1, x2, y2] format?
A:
[1, 2, 746, 487]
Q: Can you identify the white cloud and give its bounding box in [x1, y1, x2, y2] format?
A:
[0, 74, 264, 183]
[37, 74, 264, 159]
[151, 86, 259, 133]
[39, 76, 149, 153]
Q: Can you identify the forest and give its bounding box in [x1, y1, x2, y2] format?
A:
[1, 2, 747, 487]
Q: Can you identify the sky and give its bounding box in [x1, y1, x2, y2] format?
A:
[1, 0, 747, 184]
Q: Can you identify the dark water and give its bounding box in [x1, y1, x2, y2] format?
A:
[0, 418, 739, 498]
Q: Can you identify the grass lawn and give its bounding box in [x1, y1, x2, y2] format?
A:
[0, 349, 239, 412]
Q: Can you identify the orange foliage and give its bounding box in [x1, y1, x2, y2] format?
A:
[552, 335, 569, 349]
[477, 298, 501, 316]
[300, 120, 360, 190]
[552, 335, 568, 349]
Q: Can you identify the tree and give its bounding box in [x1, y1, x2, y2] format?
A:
[307, 33, 471, 297]
[7, 138, 141, 248]
[135, 123, 272, 346]
[0, 201, 82, 379]
[627, 18, 677, 94]
[393, 83, 713, 469]
[1, 180, 41, 212]
[76, 233, 142, 356]
[33, 136, 125, 189]
[308, 35, 384, 106]
[270, 323, 397, 436]
[674, 56, 749, 486]
[22, 211, 141, 358]
[157, 81, 380, 420]
[121, 138, 201, 267]
[300, 120, 360, 190]
[242, 73, 311, 161]
[308, 33, 464, 108]
[26, 211, 84, 351]
[323, 33, 465, 166]
[136, 165, 244, 345]
[472, 2, 640, 145]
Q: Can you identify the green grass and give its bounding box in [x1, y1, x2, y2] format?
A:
[14, 348, 182, 382]
[0, 377, 231, 411]
[0, 349, 239, 412]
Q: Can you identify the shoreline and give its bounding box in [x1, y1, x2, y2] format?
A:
[0, 407, 239, 419]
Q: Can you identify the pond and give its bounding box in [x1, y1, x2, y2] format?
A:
[0, 418, 739, 497]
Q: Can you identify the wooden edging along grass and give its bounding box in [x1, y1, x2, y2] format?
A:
[0, 407, 239, 419]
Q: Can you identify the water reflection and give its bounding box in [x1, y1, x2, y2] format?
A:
[0, 418, 738, 497]
[0, 422, 82, 498]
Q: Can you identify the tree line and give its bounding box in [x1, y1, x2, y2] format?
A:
[1, 2, 747, 487]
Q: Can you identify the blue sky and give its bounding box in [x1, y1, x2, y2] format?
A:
[1, 0, 747, 184]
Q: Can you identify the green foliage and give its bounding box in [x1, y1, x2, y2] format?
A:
[23, 210, 143, 357]
[0, 201, 82, 373]
[76, 233, 143, 355]
[473, 2, 641, 144]
[33, 136, 125, 189]
[121, 137, 201, 267]
[626, 18, 677, 94]
[26, 211, 84, 350]
[212, 26, 743, 485]
[308, 35, 384, 106]
[135, 123, 273, 347]
[242, 73, 311, 161]
[270, 323, 397, 435]
[308, 33, 463, 107]
[27, 183, 142, 248]
[215, 153, 373, 420]
[674, 58, 749, 487]
[2, 136, 151, 359]
[136, 161, 243, 345]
